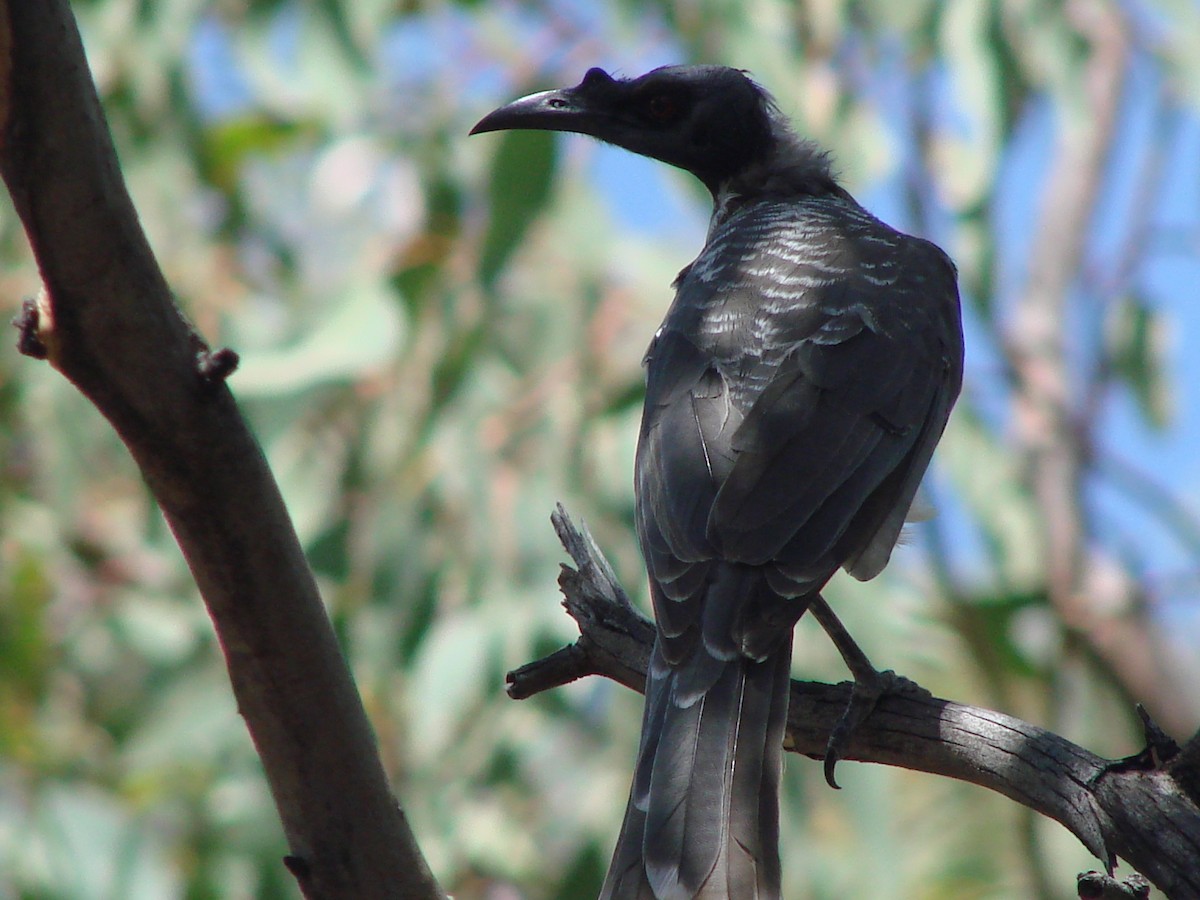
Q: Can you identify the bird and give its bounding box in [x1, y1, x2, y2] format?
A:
[471, 65, 963, 900]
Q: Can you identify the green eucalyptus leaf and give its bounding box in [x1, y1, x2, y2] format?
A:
[479, 129, 558, 291]
[1106, 293, 1173, 430]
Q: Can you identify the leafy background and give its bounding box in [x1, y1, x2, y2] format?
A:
[1, 0, 1199, 897]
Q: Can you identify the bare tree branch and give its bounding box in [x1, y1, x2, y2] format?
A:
[1078, 870, 1152, 899]
[517, 506, 1200, 898]
[0, 3, 442, 897]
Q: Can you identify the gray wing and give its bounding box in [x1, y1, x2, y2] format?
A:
[635, 201, 962, 663]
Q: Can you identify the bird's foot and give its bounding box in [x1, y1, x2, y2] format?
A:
[824, 669, 929, 789]
[805, 593, 929, 787]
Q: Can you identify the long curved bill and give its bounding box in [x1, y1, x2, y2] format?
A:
[470, 69, 620, 137]
[471, 88, 583, 135]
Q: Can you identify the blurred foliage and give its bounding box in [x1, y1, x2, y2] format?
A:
[1, 0, 1199, 897]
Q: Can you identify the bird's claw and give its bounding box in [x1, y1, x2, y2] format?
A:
[823, 669, 927, 789]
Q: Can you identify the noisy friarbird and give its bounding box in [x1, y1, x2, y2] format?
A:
[472, 65, 963, 900]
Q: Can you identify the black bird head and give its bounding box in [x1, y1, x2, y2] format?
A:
[471, 66, 791, 195]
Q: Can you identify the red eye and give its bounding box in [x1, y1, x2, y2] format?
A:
[645, 94, 680, 122]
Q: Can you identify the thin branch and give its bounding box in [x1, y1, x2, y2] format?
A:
[520, 507, 1200, 898]
[0, 4, 442, 898]
[1097, 450, 1200, 563]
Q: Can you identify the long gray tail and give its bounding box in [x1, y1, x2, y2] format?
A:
[598, 636, 793, 900]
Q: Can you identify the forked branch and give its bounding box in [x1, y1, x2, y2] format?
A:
[510, 506, 1200, 898]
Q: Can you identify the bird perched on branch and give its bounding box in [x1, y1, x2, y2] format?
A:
[472, 65, 963, 900]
